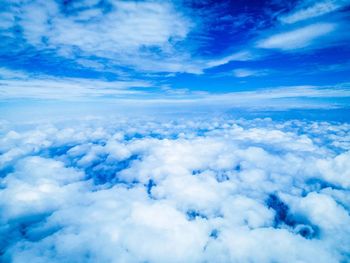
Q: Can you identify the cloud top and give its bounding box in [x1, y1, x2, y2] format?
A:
[1, 117, 350, 262]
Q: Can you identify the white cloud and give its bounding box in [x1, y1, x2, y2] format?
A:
[1, 0, 349, 75]
[205, 51, 254, 68]
[0, 0, 255, 74]
[43, 1, 184, 48]
[257, 23, 336, 50]
[150, 85, 350, 110]
[233, 68, 267, 78]
[0, 68, 29, 79]
[0, 74, 151, 100]
[1, 117, 350, 262]
[1, 68, 349, 109]
[280, 0, 349, 24]
[9, 0, 197, 73]
[316, 151, 350, 188]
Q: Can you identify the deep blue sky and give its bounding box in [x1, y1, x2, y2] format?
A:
[0, 0, 350, 111]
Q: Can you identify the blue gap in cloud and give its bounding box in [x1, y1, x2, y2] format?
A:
[146, 179, 156, 197]
[37, 140, 141, 186]
[0, 166, 14, 180]
[0, 211, 57, 255]
[209, 229, 219, 239]
[40, 144, 77, 158]
[303, 178, 343, 194]
[84, 154, 140, 186]
[186, 210, 208, 221]
[266, 194, 319, 239]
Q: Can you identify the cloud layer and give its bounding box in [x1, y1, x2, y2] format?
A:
[1, 117, 350, 262]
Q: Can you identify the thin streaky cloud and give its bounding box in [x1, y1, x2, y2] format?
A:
[279, 0, 349, 24]
[257, 23, 336, 50]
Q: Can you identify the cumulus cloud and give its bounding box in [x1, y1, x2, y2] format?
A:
[1, 0, 219, 74]
[1, 117, 350, 262]
[14, 0, 191, 72]
[1, 0, 253, 75]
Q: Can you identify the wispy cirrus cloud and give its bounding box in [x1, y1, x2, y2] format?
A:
[279, 0, 349, 24]
[0, 68, 151, 100]
[177, 84, 350, 110]
[257, 23, 336, 50]
[1, 65, 349, 110]
[232, 68, 268, 78]
[204, 51, 255, 68]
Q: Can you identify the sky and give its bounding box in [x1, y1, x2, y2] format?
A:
[1, 1, 350, 262]
[0, 0, 350, 114]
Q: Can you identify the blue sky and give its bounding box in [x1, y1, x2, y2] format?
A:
[2, 2, 350, 261]
[0, 0, 350, 111]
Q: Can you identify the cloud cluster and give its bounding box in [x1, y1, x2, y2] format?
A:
[1, 0, 196, 73]
[2, 0, 349, 78]
[1, 117, 350, 262]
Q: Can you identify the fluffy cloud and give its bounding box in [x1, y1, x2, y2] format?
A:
[1, 0, 203, 73]
[0, 117, 350, 262]
[1, 0, 350, 78]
